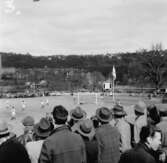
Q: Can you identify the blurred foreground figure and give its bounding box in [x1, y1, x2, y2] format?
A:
[119, 125, 162, 163]
[0, 120, 31, 163]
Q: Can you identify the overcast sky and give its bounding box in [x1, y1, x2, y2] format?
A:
[0, 0, 167, 56]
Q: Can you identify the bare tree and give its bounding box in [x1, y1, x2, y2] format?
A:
[140, 43, 167, 89]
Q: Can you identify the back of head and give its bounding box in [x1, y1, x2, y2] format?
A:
[52, 105, 68, 125]
[148, 105, 160, 125]
[112, 104, 126, 119]
[134, 101, 146, 116]
[96, 107, 112, 124]
[22, 116, 35, 127]
[33, 117, 53, 140]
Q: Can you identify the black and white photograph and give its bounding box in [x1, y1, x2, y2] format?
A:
[0, 0, 167, 163]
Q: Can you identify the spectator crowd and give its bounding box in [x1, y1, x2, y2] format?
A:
[0, 100, 167, 163]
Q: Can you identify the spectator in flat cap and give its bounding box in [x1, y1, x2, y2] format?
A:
[17, 115, 35, 146]
[75, 119, 98, 163]
[95, 107, 121, 163]
[112, 104, 132, 152]
[39, 105, 86, 163]
[0, 120, 30, 163]
[68, 106, 87, 131]
[133, 101, 147, 145]
[26, 117, 53, 163]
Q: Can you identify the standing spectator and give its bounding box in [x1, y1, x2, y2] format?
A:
[68, 106, 87, 131]
[133, 101, 147, 145]
[147, 104, 160, 126]
[26, 117, 53, 163]
[112, 104, 132, 152]
[156, 106, 167, 162]
[95, 107, 121, 163]
[119, 125, 162, 163]
[76, 119, 98, 163]
[39, 105, 86, 163]
[0, 120, 31, 163]
[17, 115, 35, 146]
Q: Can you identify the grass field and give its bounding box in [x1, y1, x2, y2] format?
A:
[0, 93, 165, 136]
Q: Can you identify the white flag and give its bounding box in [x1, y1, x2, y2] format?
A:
[112, 65, 116, 80]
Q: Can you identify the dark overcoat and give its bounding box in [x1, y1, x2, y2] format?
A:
[39, 125, 86, 163]
[0, 138, 31, 163]
[119, 143, 157, 163]
[95, 124, 121, 163]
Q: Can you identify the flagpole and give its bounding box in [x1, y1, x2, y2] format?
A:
[112, 77, 115, 102]
[112, 65, 116, 102]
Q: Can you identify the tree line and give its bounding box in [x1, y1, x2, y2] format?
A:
[1, 44, 167, 89]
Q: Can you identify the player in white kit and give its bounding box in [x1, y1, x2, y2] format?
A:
[11, 106, 16, 120]
[21, 100, 26, 111]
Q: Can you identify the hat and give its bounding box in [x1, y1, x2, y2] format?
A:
[134, 101, 146, 114]
[76, 119, 95, 140]
[112, 104, 126, 116]
[0, 120, 13, 137]
[34, 118, 53, 138]
[70, 106, 87, 121]
[0, 120, 10, 136]
[52, 105, 68, 121]
[22, 116, 35, 126]
[96, 107, 112, 122]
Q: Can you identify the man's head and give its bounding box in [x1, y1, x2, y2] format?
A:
[140, 125, 161, 151]
[52, 105, 68, 125]
[22, 116, 35, 133]
[96, 107, 112, 124]
[134, 101, 146, 116]
[112, 104, 126, 119]
[147, 105, 160, 125]
[70, 106, 87, 123]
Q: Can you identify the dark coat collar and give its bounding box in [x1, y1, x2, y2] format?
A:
[50, 125, 70, 135]
[137, 142, 155, 155]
